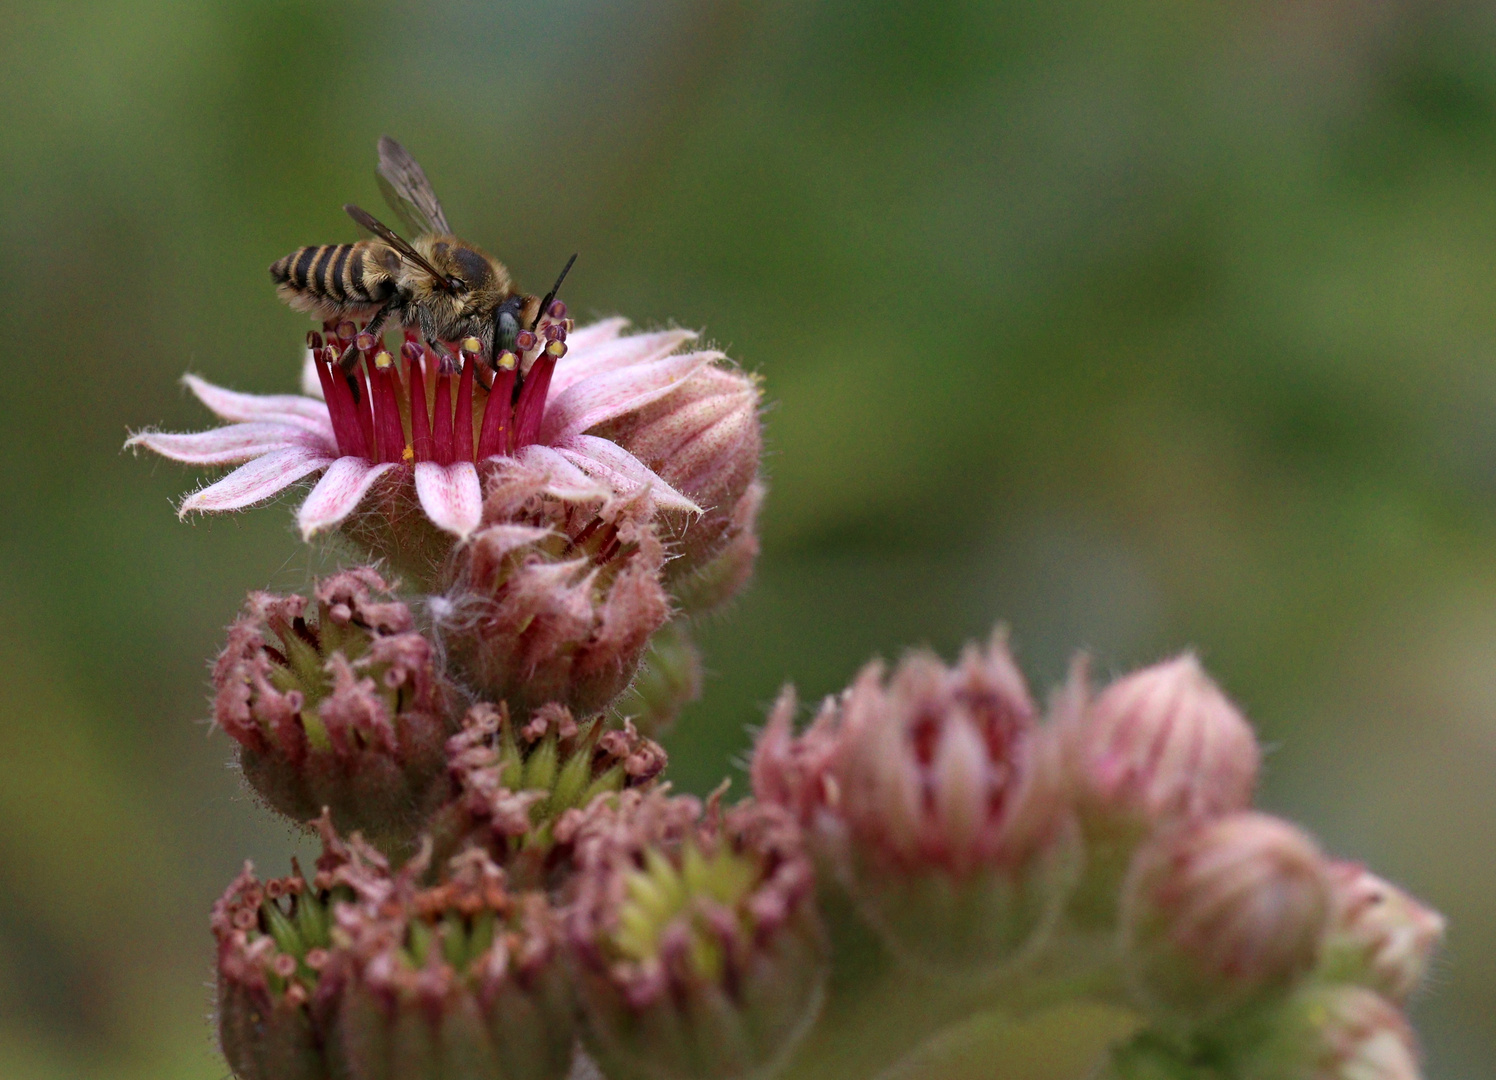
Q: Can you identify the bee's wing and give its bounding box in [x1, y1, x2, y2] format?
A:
[376, 136, 452, 237]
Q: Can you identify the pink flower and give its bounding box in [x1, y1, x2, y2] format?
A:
[128, 311, 710, 546]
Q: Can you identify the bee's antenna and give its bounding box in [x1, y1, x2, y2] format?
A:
[530, 253, 578, 331]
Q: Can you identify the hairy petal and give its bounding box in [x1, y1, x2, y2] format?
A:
[182, 373, 332, 434]
[550, 326, 697, 396]
[179, 446, 332, 516]
[297, 457, 396, 538]
[510, 444, 612, 502]
[554, 434, 701, 514]
[414, 461, 483, 539]
[127, 421, 329, 465]
[540, 351, 714, 444]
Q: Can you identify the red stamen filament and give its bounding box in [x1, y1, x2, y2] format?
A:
[309, 316, 571, 468]
[432, 360, 454, 465]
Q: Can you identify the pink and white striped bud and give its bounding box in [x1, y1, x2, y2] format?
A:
[1320, 862, 1445, 1003]
[594, 361, 763, 597]
[213, 568, 456, 850]
[428, 702, 667, 887]
[1061, 653, 1261, 926]
[1071, 653, 1260, 832]
[564, 790, 826, 1080]
[752, 629, 1080, 978]
[1240, 986, 1421, 1080]
[1121, 812, 1332, 1023]
[436, 494, 671, 716]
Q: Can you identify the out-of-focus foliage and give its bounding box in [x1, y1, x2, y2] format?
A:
[0, 0, 1492, 1075]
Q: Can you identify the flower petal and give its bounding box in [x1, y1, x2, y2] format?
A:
[563, 315, 632, 354]
[541, 351, 715, 444]
[126, 421, 328, 465]
[414, 461, 483, 540]
[297, 457, 397, 539]
[550, 327, 697, 395]
[183, 373, 333, 437]
[512, 444, 611, 502]
[555, 434, 702, 514]
[179, 446, 333, 516]
[300, 349, 326, 400]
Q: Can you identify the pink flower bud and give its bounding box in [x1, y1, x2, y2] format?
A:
[1243, 985, 1421, 1080]
[1121, 812, 1332, 1022]
[751, 628, 1080, 978]
[437, 493, 672, 717]
[1320, 862, 1445, 1003]
[1071, 654, 1260, 833]
[564, 790, 826, 1080]
[428, 701, 667, 886]
[212, 568, 457, 851]
[1061, 653, 1262, 927]
[595, 361, 763, 593]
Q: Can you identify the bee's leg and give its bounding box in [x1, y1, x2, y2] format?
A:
[425, 337, 459, 371]
[337, 300, 398, 373]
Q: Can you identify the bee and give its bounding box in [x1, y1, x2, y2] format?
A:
[270, 136, 573, 366]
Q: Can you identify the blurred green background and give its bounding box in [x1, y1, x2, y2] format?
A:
[2, 0, 1493, 1075]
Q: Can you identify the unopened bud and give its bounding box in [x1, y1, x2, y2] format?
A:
[1320, 862, 1445, 1003]
[1239, 985, 1421, 1080]
[594, 362, 763, 603]
[1063, 654, 1260, 926]
[566, 791, 826, 1080]
[1073, 653, 1259, 829]
[752, 628, 1080, 979]
[438, 498, 671, 716]
[334, 849, 576, 1080]
[429, 701, 667, 886]
[213, 841, 361, 1080]
[213, 567, 456, 851]
[1121, 812, 1332, 1023]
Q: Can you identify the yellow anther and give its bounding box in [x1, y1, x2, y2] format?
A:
[462, 336, 482, 354]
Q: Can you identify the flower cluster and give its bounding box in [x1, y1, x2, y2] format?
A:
[135, 305, 1442, 1080]
[752, 639, 1443, 1077]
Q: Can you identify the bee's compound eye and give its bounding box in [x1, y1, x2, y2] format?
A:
[497, 309, 520, 352]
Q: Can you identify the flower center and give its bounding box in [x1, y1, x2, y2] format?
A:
[308, 303, 572, 466]
[613, 843, 761, 979]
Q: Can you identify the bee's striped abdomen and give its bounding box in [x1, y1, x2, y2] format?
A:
[270, 241, 396, 315]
